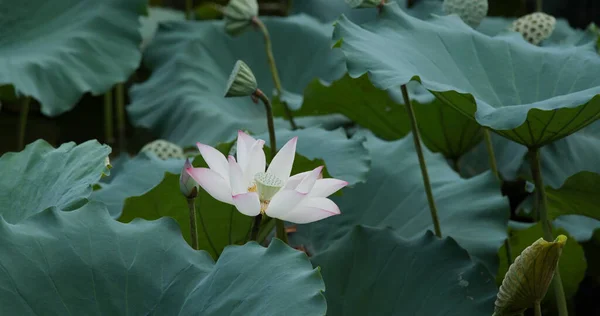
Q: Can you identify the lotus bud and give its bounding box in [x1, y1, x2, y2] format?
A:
[345, 0, 386, 8]
[224, 60, 258, 98]
[180, 158, 199, 199]
[443, 0, 488, 28]
[223, 0, 258, 36]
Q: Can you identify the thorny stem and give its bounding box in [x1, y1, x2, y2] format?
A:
[252, 17, 297, 130]
[18, 97, 31, 151]
[400, 85, 442, 238]
[250, 213, 262, 241]
[115, 83, 127, 154]
[104, 90, 114, 145]
[529, 147, 568, 316]
[186, 0, 194, 20]
[187, 197, 199, 250]
[484, 129, 500, 180]
[534, 300, 542, 316]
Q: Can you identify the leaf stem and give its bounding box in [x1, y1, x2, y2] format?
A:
[276, 219, 288, 243]
[186, 0, 194, 20]
[250, 214, 262, 241]
[187, 198, 199, 250]
[534, 300, 542, 316]
[484, 129, 500, 180]
[400, 85, 442, 238]
[115, 83, 127, 154]
[104, 90, 114, 146]
[253, 17, 297, 130]
[254, 89, 276, 158]
[18, 97, 31, 151]
[529, 147, 568, 316]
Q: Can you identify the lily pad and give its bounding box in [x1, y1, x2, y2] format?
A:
[90, 152, 185, 218]
[312, 226, 498, 315]
[0, 202, 326, 315]
[280, 74, 482, 160]
[0, 0, 145, 116]
[292, 130, 510, 273]
[333, 2, 600, 147]
[0, 139, 110, 224]
[128, 14, 346, 146]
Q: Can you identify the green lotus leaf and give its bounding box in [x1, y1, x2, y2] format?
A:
[312, 226, 498, 315]
[0, 140, 110, 224]
[0, 202, 326, 315]
[91, 152, 184, 218]
[494, 234, 567, 316]
[139, 7, 186, 50]
[333, 2, 600, 147]
[291, 0, 442, 24]
[497, 223, 586, 302]
[278, 74, 482, 160]
[0, 0, 145, 116]
[292, 130, 509, 273]
[545, 171, 600, 221]
[128, 15, 346, 147]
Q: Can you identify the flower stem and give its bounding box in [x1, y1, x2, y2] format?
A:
[115, 83, 127, 154]
[529, 147, 568, 316]
[537, 0, 543, 11]
[484, 129, 500, 180]
[250, 213, 262, 241]
[196, 197, 219, 255]
[104, 90, 114, 146]
[17, 97, 31, 151]
[400, 85, 442, 238]
[275, 219, 288, 243]
[534, 301, 542, 316]
[252, 17, 297, 130]
[186, 0, 194, 20]
[187, 198, 199, 250]
[254, 89, 276, 158]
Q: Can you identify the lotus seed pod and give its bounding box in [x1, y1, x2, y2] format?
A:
[140, 139, 185, 160]
[509, 12, 556, 46]
[223, 0, 258, 36]
[443, 0, 488, 28]
[493, 235, 567, 316]
[345, 0, 383, 9]
[224, 60, 258, 97]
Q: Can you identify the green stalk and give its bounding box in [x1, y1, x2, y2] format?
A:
[186, 0, 194, 20]
[254, 89, 288, 244]
[534, 301, 542, 316]
[537, 0, 543, 12]
[250, 214, 262, 241]
[529, 147, 568, 316]
[17, 97, 31, 151]
[484, 129, 500, 179]
[400, 85, 442, 238]
[115, 83, 127, 154]
[104, 90, 114, 145]
[187, 198, 199, 250]
[253, 17, 297, 130]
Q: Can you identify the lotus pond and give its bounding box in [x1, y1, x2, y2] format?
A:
[1, 0, 600, 315]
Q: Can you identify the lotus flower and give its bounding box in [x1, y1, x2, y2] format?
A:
[186, 131, 348, 224]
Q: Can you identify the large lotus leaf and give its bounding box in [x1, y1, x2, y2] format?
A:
[545, 171, 600, 221]
[278, 74, 482, 160]
[333, 3, 600, 147]
[90, 152, 185, 218]
[256, 127, 370, 186]
[292, 130, 510, 273]
[0, 203, 326, 315]
[291, 0, 442, 24]
[139, 7, 185, 49]
[0, 140, 110, 224]
[312, 226, 498, 315]
[128, 15, 347, 147]
[0, 0, 145, 116]
[497, 223, 586, 300]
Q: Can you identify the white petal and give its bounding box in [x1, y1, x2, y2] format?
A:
[232, 192, 261, 216]
[284, 170, 312, 190]
[197, 142, 229, 180]
[309, 179, 348, 197]
[236, 130, 257, 170]
[265, 189, 307, 219]
[186, 167, 232, 204]
[244, 139, 266, 184]
[228, 156, 247, 195]
[296, 166, 323, 194]
[267, 136, 297, 183]
[278, 197, 340, 224]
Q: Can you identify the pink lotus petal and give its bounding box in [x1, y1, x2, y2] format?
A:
[186, 167, 232, 204]
[232, 192, 261, 216]
[265, 189, 307, 219]
[296, 166, 324, 194]
[267, 136, 297, 183]
[196, 142, 229, 180]
[309, 179, 348, 197]
[227, 156, 247, 195]
[277, 197, 340, 224]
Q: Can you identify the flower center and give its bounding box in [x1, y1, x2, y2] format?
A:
[253, 171, 284, 203]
